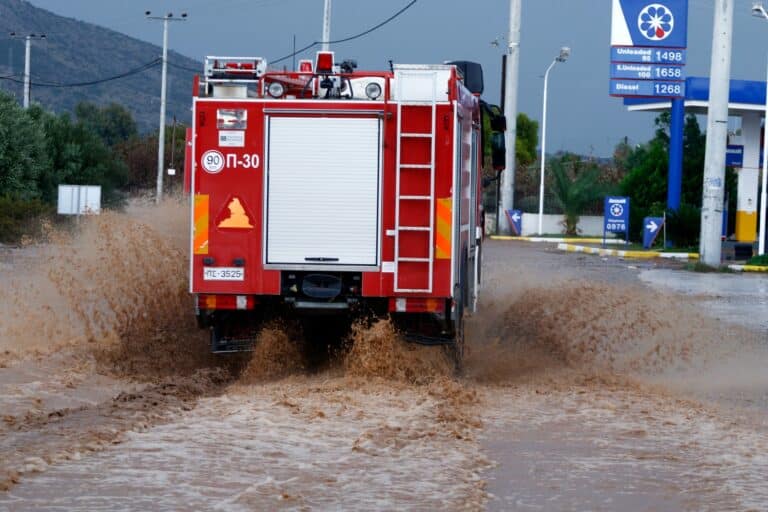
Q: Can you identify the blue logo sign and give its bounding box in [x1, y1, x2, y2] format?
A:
[643, 216, 665, 248]
[505, 209, 523, 237]
[612, 0, 689, 48]
[610, 80, 685, 98]
[604, 196, 630, 234]
[610, 47, 687, 65]
[638, 4, 675, 42]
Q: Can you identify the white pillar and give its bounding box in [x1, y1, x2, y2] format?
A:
[498, 0, 521, 235]
[322, 0, 332, 52]
[22, 36, 31, 109]
[156, 18, 169, 204]
[736, 113, 760, 242]
[700, 0, 734, 266]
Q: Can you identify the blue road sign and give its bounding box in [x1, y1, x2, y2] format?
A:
[725, 145, 744, 167]
[610, 47, 687, 65]
[643, 217, 665, 248]
[611, 1, 689, 48]
[604, 196, 630, 234]
[610, 80, 685, 98]
[505, 209, 523, 236]
[610, 63, 686, 81]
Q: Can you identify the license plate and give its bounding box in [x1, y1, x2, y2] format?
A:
[203, 267, 245, 281]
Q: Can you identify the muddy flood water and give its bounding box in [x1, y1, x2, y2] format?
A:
[0, 199, 766, 511]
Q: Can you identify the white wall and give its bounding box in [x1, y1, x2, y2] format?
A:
[487, 213, 609, 237]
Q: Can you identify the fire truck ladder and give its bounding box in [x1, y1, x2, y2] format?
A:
[393, 69, 439, 294]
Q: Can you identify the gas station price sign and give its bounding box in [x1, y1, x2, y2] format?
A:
[610, 47, 686, 65]
[609, 1, 689, 99]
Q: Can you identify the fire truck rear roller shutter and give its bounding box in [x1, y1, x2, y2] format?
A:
[265, 116, 382, 268]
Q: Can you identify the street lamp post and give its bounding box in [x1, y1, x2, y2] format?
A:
[537, 47, 570, 235]
[9, 32, 46, 108]
[146, 11, 187, 204]
[752, 2, 768, 255]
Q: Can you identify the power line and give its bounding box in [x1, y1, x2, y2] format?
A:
[0, 58, 161, 88]
[167, 61, 200, 73]
[270, 0, 419, 65]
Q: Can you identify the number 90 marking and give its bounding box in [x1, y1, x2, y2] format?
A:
[201, 150, 225, 174]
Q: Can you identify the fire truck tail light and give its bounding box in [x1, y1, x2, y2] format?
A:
[365, 82, 382, 100]
[316, 51, 334, 74]
[268, 82, 285, 98]
[298, 59, 313, 73]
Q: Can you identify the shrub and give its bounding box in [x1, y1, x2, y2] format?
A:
[747, 254, 768, 266]
[666, 203, 700, 248]
[0, 197, 52, 244]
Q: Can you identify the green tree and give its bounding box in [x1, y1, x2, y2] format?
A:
[515, 113, 539, 169]
[38, 110, 128, 205]
[550, 153, 612, 235]
[618, 113, 736, 243]
[75, 102, 138, 147]
[0, 94, 49, 199]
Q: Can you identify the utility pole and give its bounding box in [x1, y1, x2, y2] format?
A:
[700, 0, 734, 266]
[499, 0, 521, 235]
[322, 0, 332, 52]
[9, 32, 46, 109]
[146, 11, 187, 204]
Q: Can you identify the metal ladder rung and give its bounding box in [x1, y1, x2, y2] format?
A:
[398, 226, 430, 232]
[397, 257, 431, 263]
[400, 101, 441, 106]
[401, 133, 433, 138]
[399, 164, 432, 169]
[399, 195, 431, 200]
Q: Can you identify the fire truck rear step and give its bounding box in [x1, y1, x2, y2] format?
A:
[211, 335, 256, 354]
[404, 332, 457, 347]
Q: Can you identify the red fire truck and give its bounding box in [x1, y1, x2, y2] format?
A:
[188, 52, 506, 361]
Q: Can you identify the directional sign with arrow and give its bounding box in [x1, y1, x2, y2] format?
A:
[643, 216, 665, 248]
[505, 209, 523, 237]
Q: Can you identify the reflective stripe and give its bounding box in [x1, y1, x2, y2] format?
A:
[435, 198, 452, 259]
[194, 195, 209, 255]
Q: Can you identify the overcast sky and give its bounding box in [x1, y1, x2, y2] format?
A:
[24, 0, 768, 156]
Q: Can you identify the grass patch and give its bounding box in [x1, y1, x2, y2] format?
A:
[684, 261, 735, 273]
[747, 254, 768, 266]
[661, 246, 698, 253]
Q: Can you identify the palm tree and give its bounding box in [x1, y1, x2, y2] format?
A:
[549, 156, 610, 236]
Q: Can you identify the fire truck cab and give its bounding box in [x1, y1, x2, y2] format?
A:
[189, 52, 506, 360]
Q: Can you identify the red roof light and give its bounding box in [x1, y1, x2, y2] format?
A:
[315, 51, 334, 74]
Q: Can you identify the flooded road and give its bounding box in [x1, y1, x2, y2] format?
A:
[1, 202, 766, 511]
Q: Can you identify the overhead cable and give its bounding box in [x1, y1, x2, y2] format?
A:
[270, 0, 419, 65]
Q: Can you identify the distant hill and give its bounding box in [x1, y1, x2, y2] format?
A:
[0, 0, 199, 131]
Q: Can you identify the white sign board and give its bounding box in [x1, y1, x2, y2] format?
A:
[57, 185, 102, 215]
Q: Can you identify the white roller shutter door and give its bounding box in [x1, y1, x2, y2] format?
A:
[265, 116, 382, 267]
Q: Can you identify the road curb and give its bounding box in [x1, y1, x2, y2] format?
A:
[556, 243, 699, 260]
[728, 264, 768, 273]
[491, 236, 628, 245]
